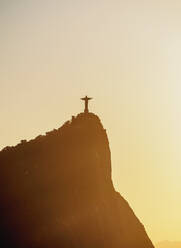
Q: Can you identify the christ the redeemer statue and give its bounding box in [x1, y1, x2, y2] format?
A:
[81, 96, 93, 113]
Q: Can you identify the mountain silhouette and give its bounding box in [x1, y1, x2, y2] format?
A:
[0, 112, 154, 248]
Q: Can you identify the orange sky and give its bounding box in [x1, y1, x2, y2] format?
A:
[1, 0, 181, 243]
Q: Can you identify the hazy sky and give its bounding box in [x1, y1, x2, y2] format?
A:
[1, 0, 181, 243]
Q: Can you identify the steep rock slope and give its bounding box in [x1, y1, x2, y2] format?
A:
[0, 112, 154, 248]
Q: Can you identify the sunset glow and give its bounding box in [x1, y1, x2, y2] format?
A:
[1, 0, 181, 244]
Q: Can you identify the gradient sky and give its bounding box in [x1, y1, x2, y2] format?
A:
[1, 0, 181, 243]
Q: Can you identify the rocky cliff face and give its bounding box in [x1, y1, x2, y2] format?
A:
[0, 112, 154, 248]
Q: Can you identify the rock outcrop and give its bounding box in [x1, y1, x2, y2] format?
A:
[0, 112, 154, 248]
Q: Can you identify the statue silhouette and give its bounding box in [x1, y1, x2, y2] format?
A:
[81, 96, 93, 113]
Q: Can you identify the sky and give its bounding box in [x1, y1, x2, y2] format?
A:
[0, 0, 181, 244]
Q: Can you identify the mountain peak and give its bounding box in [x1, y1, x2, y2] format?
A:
[67, 112, 104, 129]
[0, 112, 154, 248]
